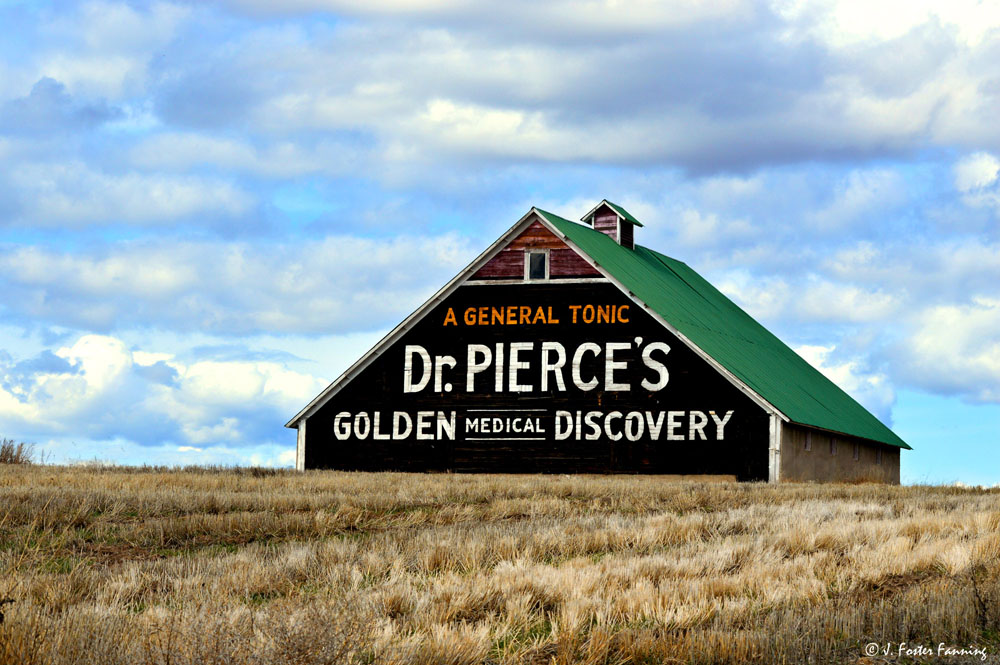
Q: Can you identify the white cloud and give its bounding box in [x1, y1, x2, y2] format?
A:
[797, 281, 900, 323]
[715, 272, 793, 322]
[671, 208, 755, 247]
[773, 0, 1000, 48]
[898, 297, 1000, 402]
[0, 233, 474, 334]
[953, 152, 1000, 215]
[809, 169, 905, 231]
[38, 54, 143, 100]
[129, 132, 363, 177]
[0, 334, 133, 426]
[37, 1, 191, 98]
[954, 152, 1000, 192]
[795, 344, 896, 419]
[0, 333, 327, 449]
[716, 273, 899, 325]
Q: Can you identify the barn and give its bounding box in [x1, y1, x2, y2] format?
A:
[286, 201, 910, 483]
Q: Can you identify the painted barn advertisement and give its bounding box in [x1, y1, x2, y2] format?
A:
[304, 282, 769, 478]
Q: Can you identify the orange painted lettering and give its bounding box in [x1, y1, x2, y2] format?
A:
[443, 308, 457, 326]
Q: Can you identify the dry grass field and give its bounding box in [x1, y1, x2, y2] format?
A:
[1, 463, 999, 664]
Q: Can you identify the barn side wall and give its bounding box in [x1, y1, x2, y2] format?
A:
[780, 422, 900, 484]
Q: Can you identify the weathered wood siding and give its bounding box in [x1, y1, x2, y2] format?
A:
[471, 222, 601, 280]
[304, 282, 771, 478]
[779, 422, 900, 484]
[592, 204, 619, 243]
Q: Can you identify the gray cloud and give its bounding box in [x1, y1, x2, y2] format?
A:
[153, 63, 260, 129]
[179, 1, 1000, 173]
[0, 77, 122, 134]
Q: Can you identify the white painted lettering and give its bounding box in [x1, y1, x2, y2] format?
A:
[555, 411, 573, 441]
[334, 412, 351, 440]
[541, 342, 567, 392]
[494, 343, 504, 392]
[645, 411, 665, 440]
[604, 411, 623, 441]
[640, 342, 670, 391]
[605, 342, 630, 391]
[466, 345, 491, 392]
[508, 342, 533, 392]
[667, 411, 685, 441]
[354, 412, 371, 440]
[403, 345, 432, 393]
[373, 412, 390, 440]
[434, 355, 456, 392]
[416, 411, 434, 440]
[572, 343, 602, 391]
[625, 412, 644, 441]
[393, 412, 412, 439]
[689, 410, 708, 440]
[437, 412, 456, 439]
[711, 410, 734, 440]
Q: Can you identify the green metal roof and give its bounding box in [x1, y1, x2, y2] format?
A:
[536, 208, 910, 450]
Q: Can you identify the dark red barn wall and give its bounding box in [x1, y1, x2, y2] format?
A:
[471, 221, 601, 280]
[592, 205, 619, 243]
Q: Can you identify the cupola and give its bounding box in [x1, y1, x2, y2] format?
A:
[580, 199, 643, 249]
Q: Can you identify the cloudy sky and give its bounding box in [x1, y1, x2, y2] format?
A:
[1, 0, 998, 483]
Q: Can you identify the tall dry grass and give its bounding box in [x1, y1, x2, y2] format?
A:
[1, 466, 998, 664]
[0, 439, 34, 465]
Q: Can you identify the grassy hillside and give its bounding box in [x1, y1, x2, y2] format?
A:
[1, 466, 998, 664]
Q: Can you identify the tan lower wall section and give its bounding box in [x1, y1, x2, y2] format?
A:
[780, 423, 900, 484]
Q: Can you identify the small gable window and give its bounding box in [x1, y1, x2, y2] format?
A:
[525, 250, 548, 280]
